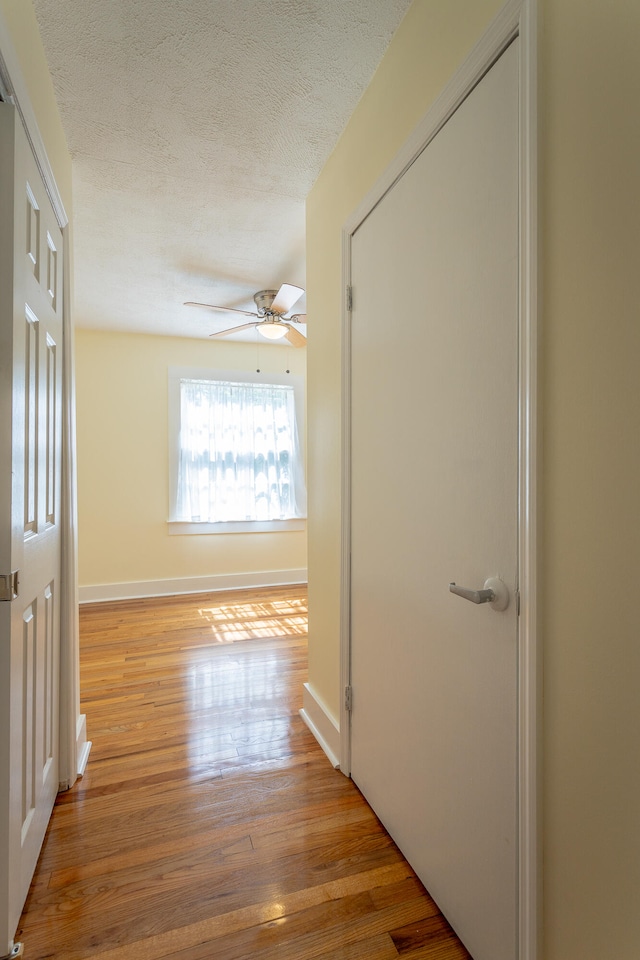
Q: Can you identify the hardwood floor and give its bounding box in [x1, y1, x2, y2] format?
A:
[17, 585, 470, 959]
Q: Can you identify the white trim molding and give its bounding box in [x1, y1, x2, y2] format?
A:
[76, 743, 91, 781]
[340, 1, 539, 958]
[516, 2, 540, 956]
[79, 569, 308, 604]
[299, 684, 340, 769]
[168, 519, 306, 536]
[60, 716, 91, 791]
[76, 715, 91, 778]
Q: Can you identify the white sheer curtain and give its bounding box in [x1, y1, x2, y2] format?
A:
[176, 379, 305, 522]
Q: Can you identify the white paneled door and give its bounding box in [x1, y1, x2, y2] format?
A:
[0, 104, 63, 955]
[349, 41, 519, 960]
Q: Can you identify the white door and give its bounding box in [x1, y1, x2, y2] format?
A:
[0, 103, 63, 954]
[350, 41, 519, 960]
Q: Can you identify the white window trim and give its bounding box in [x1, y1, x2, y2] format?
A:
[168, 519, 306, 536]
[167, 366, 306, 535]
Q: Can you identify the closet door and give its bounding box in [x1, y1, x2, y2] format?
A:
[350, 41, 519, 960]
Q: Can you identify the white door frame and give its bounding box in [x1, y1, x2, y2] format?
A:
[339, 1, 539, 957]
[0, 10, 86, 792]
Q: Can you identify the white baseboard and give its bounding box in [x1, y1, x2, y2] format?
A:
[79, 569, 308, 604]
[60, 714, 91, 789]
[76, 714, 91, 776]
[300, 682, 340, 769]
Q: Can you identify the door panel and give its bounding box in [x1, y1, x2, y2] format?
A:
[350, 42, 519, 960]
[0, 103, 63, 954]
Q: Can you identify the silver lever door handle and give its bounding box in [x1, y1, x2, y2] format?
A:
[449, 583, 494, 604]
[449, 577, 510, 611]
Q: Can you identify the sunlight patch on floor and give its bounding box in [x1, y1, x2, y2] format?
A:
[196, 599, 308, 643]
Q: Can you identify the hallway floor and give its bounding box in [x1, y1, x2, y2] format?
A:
[17, 585, 470, 959]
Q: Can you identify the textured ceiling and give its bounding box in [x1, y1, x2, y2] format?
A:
[33, 0, 412, 342]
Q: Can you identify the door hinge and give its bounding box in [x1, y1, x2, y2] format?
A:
[344, 685, 353, 712]
[346, 285, 353, 311]
[0, 571, 19, 601]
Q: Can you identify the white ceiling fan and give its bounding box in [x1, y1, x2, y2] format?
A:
[185, 283, 307, 347]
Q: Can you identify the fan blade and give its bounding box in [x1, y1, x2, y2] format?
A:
[185, 301, 259, 319]
[284, 324, 307, 348]
[289, 313, 307, 324]
[270, 283, 304, 316]
[209, 322, 259, 339]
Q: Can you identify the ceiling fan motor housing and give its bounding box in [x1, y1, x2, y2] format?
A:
[254, 289, 279, 316]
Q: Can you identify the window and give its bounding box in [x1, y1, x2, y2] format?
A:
[168, 368, 306, 534]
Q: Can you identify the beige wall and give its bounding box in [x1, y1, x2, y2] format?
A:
[75, 329, 307, 591]
[540, 0, 640, 956]
[306, 0, 640, 957]
[306, 0, 504, 721]
[0, 0, 72, 212]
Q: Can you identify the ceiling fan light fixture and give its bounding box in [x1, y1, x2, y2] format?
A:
[189, 283, 305, 347]
[258, 321, 288, 340]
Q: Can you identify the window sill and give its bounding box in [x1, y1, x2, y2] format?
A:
[167, 519, 306, 536]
